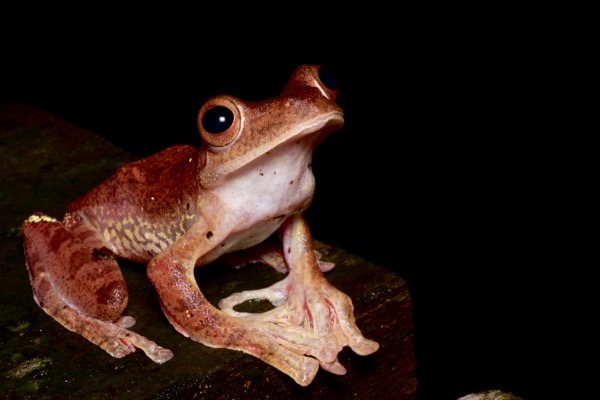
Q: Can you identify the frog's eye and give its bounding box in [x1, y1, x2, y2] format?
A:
[202, 106, 234, 134]
[198, 97, 242, 147]
[306, 64, 339, 102]
[317, 66, 338, 92]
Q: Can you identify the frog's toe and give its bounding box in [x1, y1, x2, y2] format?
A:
[117, 326, 174, 363]
[116, 315, 136, 328]
[319, 358, 347, 375]
[351, 337, 380, 356]
[324, 288, 380, 356]
[229, 325, 320, 386]
[267, 346, 320, 386]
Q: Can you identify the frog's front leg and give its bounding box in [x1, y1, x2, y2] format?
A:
[218, 214, 380, 374]
[21, 212, 173, 363]
[151, 212, 378, 385]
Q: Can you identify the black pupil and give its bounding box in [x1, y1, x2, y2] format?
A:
[203, 106, 234, 134]
[318, 66, 338, 91]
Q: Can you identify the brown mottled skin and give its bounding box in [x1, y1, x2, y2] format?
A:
[21, 65, 379, 386]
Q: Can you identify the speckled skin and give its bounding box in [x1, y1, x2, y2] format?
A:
[21, 65, 379, 386]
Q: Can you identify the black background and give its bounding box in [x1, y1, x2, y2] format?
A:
[2, 8, 582, 399]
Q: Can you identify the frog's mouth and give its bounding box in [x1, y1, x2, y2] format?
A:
[199, 112, 344, 188]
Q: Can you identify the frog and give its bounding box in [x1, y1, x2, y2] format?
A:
[21, 64, 379, 386]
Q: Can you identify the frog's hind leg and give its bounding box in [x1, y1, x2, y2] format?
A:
[21, 212, 173, 363]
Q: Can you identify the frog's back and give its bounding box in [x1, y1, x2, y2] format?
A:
[68, 145, 197, 211]
[124, 145, 198, 178]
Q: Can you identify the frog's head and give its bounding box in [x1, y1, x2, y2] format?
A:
[196, 65, 344, 188]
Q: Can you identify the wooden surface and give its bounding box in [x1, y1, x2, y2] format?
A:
[0, 103, 416, 399]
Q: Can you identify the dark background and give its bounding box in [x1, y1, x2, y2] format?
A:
[2, 9, 582, 400]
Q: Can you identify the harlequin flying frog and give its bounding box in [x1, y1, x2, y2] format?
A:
[21, 64, 379, 386]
